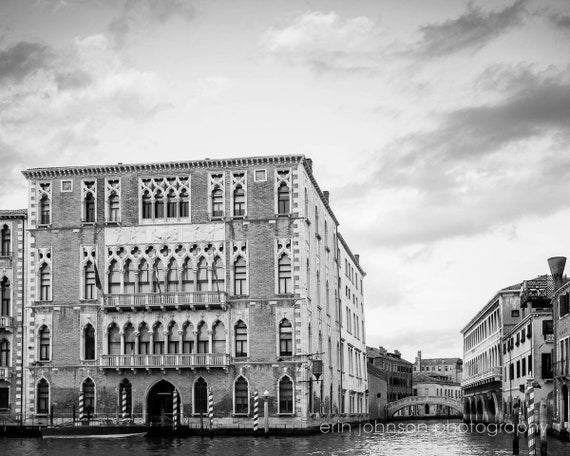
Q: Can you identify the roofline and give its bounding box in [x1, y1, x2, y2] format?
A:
[0, 209, 28, 219]
[502, 310, 551, 338]
[338, 232, 366, 276]
[460, 287, 520, 334]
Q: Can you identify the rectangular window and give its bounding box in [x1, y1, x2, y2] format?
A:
[541, 353, 553, 379]
[511, 310, 520, 318]
[84, 265, 96, 300]
[232, 172, 246, 218]
[561, 294, 570, 317]
[61, 180, 73, 192]
[276, 170, 291, 215]
[277, 254, 292, 294]
[254, 169, 267, 182]
[0, 387, 9, 409]
[234, 259, 247, 295]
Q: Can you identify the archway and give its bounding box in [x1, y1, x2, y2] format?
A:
[476, 397, 483, 422]
[465, 400, 471, 420]
[424, 404, 430, 415]
[146, 380, 179, 425]
[487, 396, 496, 422]
[563, 384, 569, 425]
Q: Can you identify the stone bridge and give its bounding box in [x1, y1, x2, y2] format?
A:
[387, 395, 463, 418]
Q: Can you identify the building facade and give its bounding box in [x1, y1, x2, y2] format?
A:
[413, 351, 463, 383]
[0, 210, 27, 423]
[19, 155, 368, 428]
[411, 372, 462, 417]
[366, 347, 413, 404]
[367, 363, 388, 421]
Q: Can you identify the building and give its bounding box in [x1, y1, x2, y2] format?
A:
[0, 209, 27, 423]
[337, 233, 368, 417]
[413, 351, 463, 383]
[19, 154, 368, 428]
[411, 372, 462, 417]
[367, 363, 388, 421]
[461, 282, 524, 423]
[501, 275, 555, 426]
[366, 347, 413, 404]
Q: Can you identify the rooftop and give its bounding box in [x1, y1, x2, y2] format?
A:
[419, 358, 463, 366]
[0, 209, 27, 219]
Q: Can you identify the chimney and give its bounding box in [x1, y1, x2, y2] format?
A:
[548, 256, 567, 292]
[355, 254, 360, 264]
[415, 350, 422, 371]
[323, 191, 330, 203]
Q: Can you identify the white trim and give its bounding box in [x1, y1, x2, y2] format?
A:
[81, 179, 97, 223]
[208, 172, 226, 220]
[60, 179, 73, 193]
[105, 178, 121, 223]
[230, 171, 247, 218]
[253, 169, 267, 182]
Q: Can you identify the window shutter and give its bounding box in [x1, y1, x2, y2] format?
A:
[560, 293, 570, 317]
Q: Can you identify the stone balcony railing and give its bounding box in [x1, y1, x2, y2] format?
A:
[554, 360, 569, 378]
[0, 316, 13, 328]
[461, 366, 502, 388]
[100, 353, 230, 369]
[102, 291, 227, 310]
[0, 367, 10, 380]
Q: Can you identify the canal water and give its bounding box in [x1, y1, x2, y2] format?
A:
[1, 420, 569, 455]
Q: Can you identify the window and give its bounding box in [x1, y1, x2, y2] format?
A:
[212, 321, 226, 354]
[108, 260, 122, 294]
[38, 263, 51, 301]
[196, 258, 208, 292]
[254, 169, 266, 182]
[166, 190, 177, 218]
[234, 376, 249, 414]
[124, 324, 135, 355]
[166, 259, 178, 292]
[61, 180, 73, 192]
[1, 225, 10, 256]
[168, 322, 179, 354]
[37, 379, 49, 414]
[541, 353, 553, 379]
[279, 376, 293, 414]
[235, 321, 247, 357]
[142, 191, 152, 219]
[179, 189, 189, 218]
[277, 183, 290, 214]
[82, 181, 96, 223]
[106, 179, 121, 223]
[278, 254, 292, 294]
[197, 322, 209, 353]
[233, 185, 246, 217]
[559, 294, 569, 317]
[194, 377, 208, 414]
[38, 326, 50, 361]
[108, 324, 121, 355]
[511, 310, 520, 318]
[153, 323, 165, 354]
[182, 258, 194, 292]
[84, 324, 95, 360]
[138, 260, 150, 293]
[212, 188, 224, 218]
[1, 278, 10, 316]
[82, 378, 95, 417]
[234, 257, 247, 295]
[155, 190, 164, 218]
[0, 387, 8, 409]
[279, 319, 293, 356]
[84, 262, 96, 299]
[182, 323, 194, 353]
[0, 339, 9, 366]
[212, 256, 224, 292]
[139, 324, 150, 355]
[39, 183, 51, 225]
[140, 176, 191, 221]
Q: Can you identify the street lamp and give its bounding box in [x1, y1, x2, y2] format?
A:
[264, 390, 269, 436]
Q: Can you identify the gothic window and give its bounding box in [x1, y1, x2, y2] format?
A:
[138, 260, 150, 293]
[39, 183, 51, 225]
[168, 322, 179, 354]
[82, 378, 95, 416]
[179, 189, 189, 217]
[124, 260, 136, 293]
[108, 324, 121, 355]
[140, 177, 191, 222]
[234, 376, 249, 414]
[1, 225, 10, 256]
[235, 320, 248, 357]
[139, 324, 150, 355]
[39, 326, 50, 361]
[212, 321, 226, 354]
[153, 323, 165, 354]
[279, 319, 293, 356]
[108, 260, 121, 294]
[277, 182, 290, 214]
[194, 377, 208, 414]
[234, 257, 247, 295]
[325, 281, 330, 313]
[0, 339, 9, 366]
[279, 376, 293, 414]
[1, 278, 10, 316]
[196, 258, 208, 292]
[166, 190, 177, 218]
[197, 322, 209, 353]
[211, 188, 223, 218]
[233, 185, 245, 217]
[142, 191, 152, 219]
[278, 254, 292, 294]
[212, 256, 224, 292]
[84, 324, 95, 360]
[84, 262, 96, 299]
[154, 190, 164, 219]
[105, 179, 121, 223]
[182, 322, 194, 353]
[39, 263, 51, 301]
[124, 323, 135, 355]
[166, 259, 178, 292]
[182, 258, 194, 292]
[84, 192, 96, 222]
[37, 379, 49, 414]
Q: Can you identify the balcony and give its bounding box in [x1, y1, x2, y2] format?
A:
[461, 367, 502, 389]
[100, 353, 230, 370]
[102, 291, 227, 311]
[0, 316, 13, 329]
[545, 333, 554, 343]
[554, 360, 570, 378]
[0, 367, 10, 380]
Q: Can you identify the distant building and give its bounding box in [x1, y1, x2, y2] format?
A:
[367, 363, 388, 421]
[412, 372, 462, 417]
[366, 347, 413, 403]
[413, 351, 463, 383]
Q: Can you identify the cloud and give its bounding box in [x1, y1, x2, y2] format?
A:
[109, 0, 195, 48]
[547, 11, 570, 31]
[414, 0, 528, 58]
[0, 41, 53, 83]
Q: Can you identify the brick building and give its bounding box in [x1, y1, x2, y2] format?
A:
[0, 209, 27, 422]
[19, 155, 367, 428]
[366, 347, 413, 403]
[413, 351, 463, 383]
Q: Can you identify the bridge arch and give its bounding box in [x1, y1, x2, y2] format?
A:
[386, 395, 463, 418]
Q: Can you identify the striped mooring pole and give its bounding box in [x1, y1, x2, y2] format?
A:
[172, 390, 179, 429]
[253, 390, 259, 433]
[79, 388, 85, 421]
[121, 388, 128, 419]
[208, 388, 214, 431]
[526, 384, 536, 456]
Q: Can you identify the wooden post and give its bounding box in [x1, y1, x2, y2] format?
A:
[264, 390, 269, 437]
[539, 400, 547, 456]
[513, 403, 519, 455]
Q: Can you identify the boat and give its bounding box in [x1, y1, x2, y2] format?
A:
[41, 425, 148, 439]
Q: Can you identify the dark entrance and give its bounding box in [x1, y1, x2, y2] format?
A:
[563, 384, 569, 425]
[147, 380, 177, 425]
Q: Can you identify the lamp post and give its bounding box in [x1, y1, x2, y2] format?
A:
[264, 390, 269, 436]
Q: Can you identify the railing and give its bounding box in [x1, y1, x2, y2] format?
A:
[461, 366, 502, 388]
[103, 291, 227, 307]
[100, 353, 230, 369]
[554, 360, 569, 377]
[0, 315, 13, 328]
[0, 367, 9, 379]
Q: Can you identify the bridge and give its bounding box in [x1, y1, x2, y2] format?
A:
[387, 395, 463, 418]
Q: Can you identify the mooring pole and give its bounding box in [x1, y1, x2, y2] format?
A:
[512, 403, 519, 455]
[539, 400, 547, 456]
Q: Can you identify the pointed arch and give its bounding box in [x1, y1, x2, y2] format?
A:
[166, 257, 179, 292]
[234, 320, 247, 357]
[153, 322, 165, 354]
[83, 323, 96, 360]
[124, 322, 135, 354]
[277, 253, 292, 294]
[212, 256, 224, 291]
[168, 321, 180, 354]
[0, 338, 9, 367]
[212, 320, 226, 354]
[139, 322, 150, 355]
[279, 318, 293, 356]
[1, 276, 10, 317]
[278, 374, 294, 414]
[196, 321, 209, 353]
[82, 377, 96, 416]
[0, 224, 10, 256]
[37, 378, 50, 414]
[38, 325, 51, 361]
[234, 376, 249, 414]
[108, 323, 121, 355]
[193, 377, 208, 414]
[182, 321, 194, 353]
[182, 257, 194, 292]
[196, 257, 208, 292]
[108, 259, 121, 294]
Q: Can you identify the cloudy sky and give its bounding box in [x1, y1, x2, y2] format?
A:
[1, 0, 569, 361]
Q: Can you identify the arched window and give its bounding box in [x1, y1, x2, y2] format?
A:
[108, 324, 121, 355]
[194, 377, 208, 414]
[139, 323, 150, 355]
[166, 190, 177, 218]
[84, 324, 95, 360]
[325, 280, 330, 313]
[0, 339, 9, 366]
[108, 260, 121, 294]
[84, 262, 96, 299]
[212, 256, 224, 292]
[166, 259, 178, 292]
[119, 379, 132, 418]
[108, 191, 120, 222]
[39, 263, 51, 301]
[84, 193, 95, 222]
[40, 195, 50, 225]
[235, 321, 247, 357]
[39, 326, 50, 361]
[82, 378, 95, 417]
[234, 376, 249, 414]
[37, 379, 49, 414]
[233, 185, 245, 217]
[142, 191, 152, 219]
[196, 258, 208, 292]
[179, 189, 189, 218]
[182, 258, 194, 292]
[197, 322, 209, 353]
[1, 278, 10, 316]
[279, 376, 293, 414]
[123, 260, 135, 294]
[234, 257, 246, 295]
[153, 323, 165, 354]
[124, 323, 135, 354]
[182, 322, 194, 353]
[212, 321, 226, 354]
[278, 254, 292, 294]
[168, 322, 179, 354]
[277, 182, 290, 214]
[279, 319, 293, 356]
[1, 225, 10, 256]
[211, 188, 223, 218]
[154, 190, 164, 219]
[138, 260, 150, 293]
